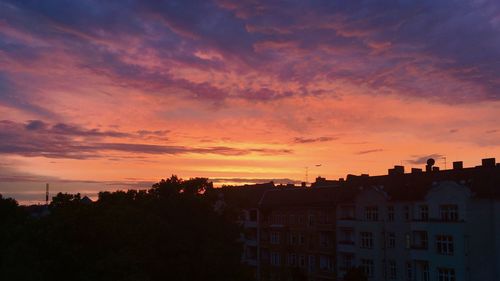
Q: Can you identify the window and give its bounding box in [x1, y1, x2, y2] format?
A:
[406, 262, 412, 281]
[361, 259, 374, 278]
[270, 252, 281, 266]
[365, 206, 379, 221]
[318, 210, 328, 224]
[360, 232, 374, 249]
[437, 268, 456, 281]
[412, 231, 428, 249]
[340, 253, 353, 270]
[270, 231, 280, 244]
[436, 235, 454, 255]
[288, 232, 297, 245]
[308, 255, 316, 273]
[280, 214, 287, 224]
[287, 253, 297, 266]
[389, 260, 397, 279]
[299, 233, 305, 245]
[339, 228, 355, 245]
[387, 232, 396, 248]
[319, 232, 331, 248]
[249, 209, 257, 221]
[340, 205, 355, 220]
[319, 255, 333, 272]
[422, 262, 430, 281]
[418, 205, 429, 221]
[440, 205, 459, 221]
[405, 233, 411, 249]
[387, 206, 395, 221]
[308, 213, 315, 226]
[298, 215, 305, 225]
[404, 206, 410, 221]
[299, 255, 306, 267]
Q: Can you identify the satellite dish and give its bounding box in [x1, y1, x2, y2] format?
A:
[427, 158, 435, 166]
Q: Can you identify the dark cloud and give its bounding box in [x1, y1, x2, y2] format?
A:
[0, 120, 292, 159]
[212, 177, 301, 185]
[407, 153, 445, 165]
[293, 136, 337, 144]
[356, 149, 384, 155]
[1, 0, 499, 108]
[0, 72, 57, 118]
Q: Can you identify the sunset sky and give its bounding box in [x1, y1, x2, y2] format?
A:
[1, 0, 499, 203]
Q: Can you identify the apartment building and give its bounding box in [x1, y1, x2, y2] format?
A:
[336, 158, 500, 281]
[218, 182, 275, 279]
[254, 158, 500, 281]
[258, 187, 358, 281]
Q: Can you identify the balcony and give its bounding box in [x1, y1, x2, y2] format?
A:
[243, 220, 258, 228]
[337, 242, 356, 252]
[244, 238, 258, 247]
[244, 259, 258, 267]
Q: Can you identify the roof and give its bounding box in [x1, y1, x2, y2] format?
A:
[217, 182, 275, 209]
[259, 163, 500, 207]
[342, 164, 500, 201]
[259, 187, 357, 208]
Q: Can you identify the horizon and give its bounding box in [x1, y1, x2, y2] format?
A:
[1, 0, 499, 204]
[6, 156, 497, 205]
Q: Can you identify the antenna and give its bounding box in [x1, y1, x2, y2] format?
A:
[45, 183, 49, 205]
[305, 166, 309, 185]
[443, 156, 447, 170]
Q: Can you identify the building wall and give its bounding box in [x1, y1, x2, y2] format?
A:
[259, 206, 336, 281]
[334, 181, 496, 281]
[255, 171, 499, 281]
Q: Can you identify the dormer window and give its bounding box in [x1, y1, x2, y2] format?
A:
[387, 206, 395, 221]
[418, 205, 429, 221]
[439, 205, 459, 222]
[365, 206, 379, 221]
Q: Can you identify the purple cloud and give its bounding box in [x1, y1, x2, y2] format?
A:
[0, 0, 499, 120]
[0, 120, 292, 159]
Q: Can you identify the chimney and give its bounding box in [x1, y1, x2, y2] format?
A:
[482, 158, 496, 168]
[411, 168, 422, 173]
[388, 165, 405, 175]
[45, 183, 49, 205]
[301, 182, 307, 188]
[432, 166, 440, 172]
[453, 161, 463, 170]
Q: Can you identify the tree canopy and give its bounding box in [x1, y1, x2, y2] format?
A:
[0, 176, 252, 281]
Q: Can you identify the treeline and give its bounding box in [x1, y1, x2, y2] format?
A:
[0, 176, 253, 281]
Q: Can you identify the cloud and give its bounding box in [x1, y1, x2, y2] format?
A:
[293, 136, 337, 144]
[0, 120, 292, 159]
[23, 120, 131, 138]
[407, 154, 445, 165]
[211, 177, 301, 185]
[0, 72, 57, 118]
[356, 149, 384, 155]
[1, 0, 498, 108]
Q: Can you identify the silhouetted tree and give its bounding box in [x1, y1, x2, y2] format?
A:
[0, 177, 252, 281]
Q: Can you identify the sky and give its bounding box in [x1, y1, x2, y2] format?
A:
[0, 0, 499, 203]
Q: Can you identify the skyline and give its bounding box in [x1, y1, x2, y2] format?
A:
[1, 0, 499, 203]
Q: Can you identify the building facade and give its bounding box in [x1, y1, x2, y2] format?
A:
[254, 158, 500, 281]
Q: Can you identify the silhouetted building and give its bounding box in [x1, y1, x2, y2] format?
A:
[217, 182, 275, 279]
[258, 187, 357, 281]
[252, 157, 500, 281]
